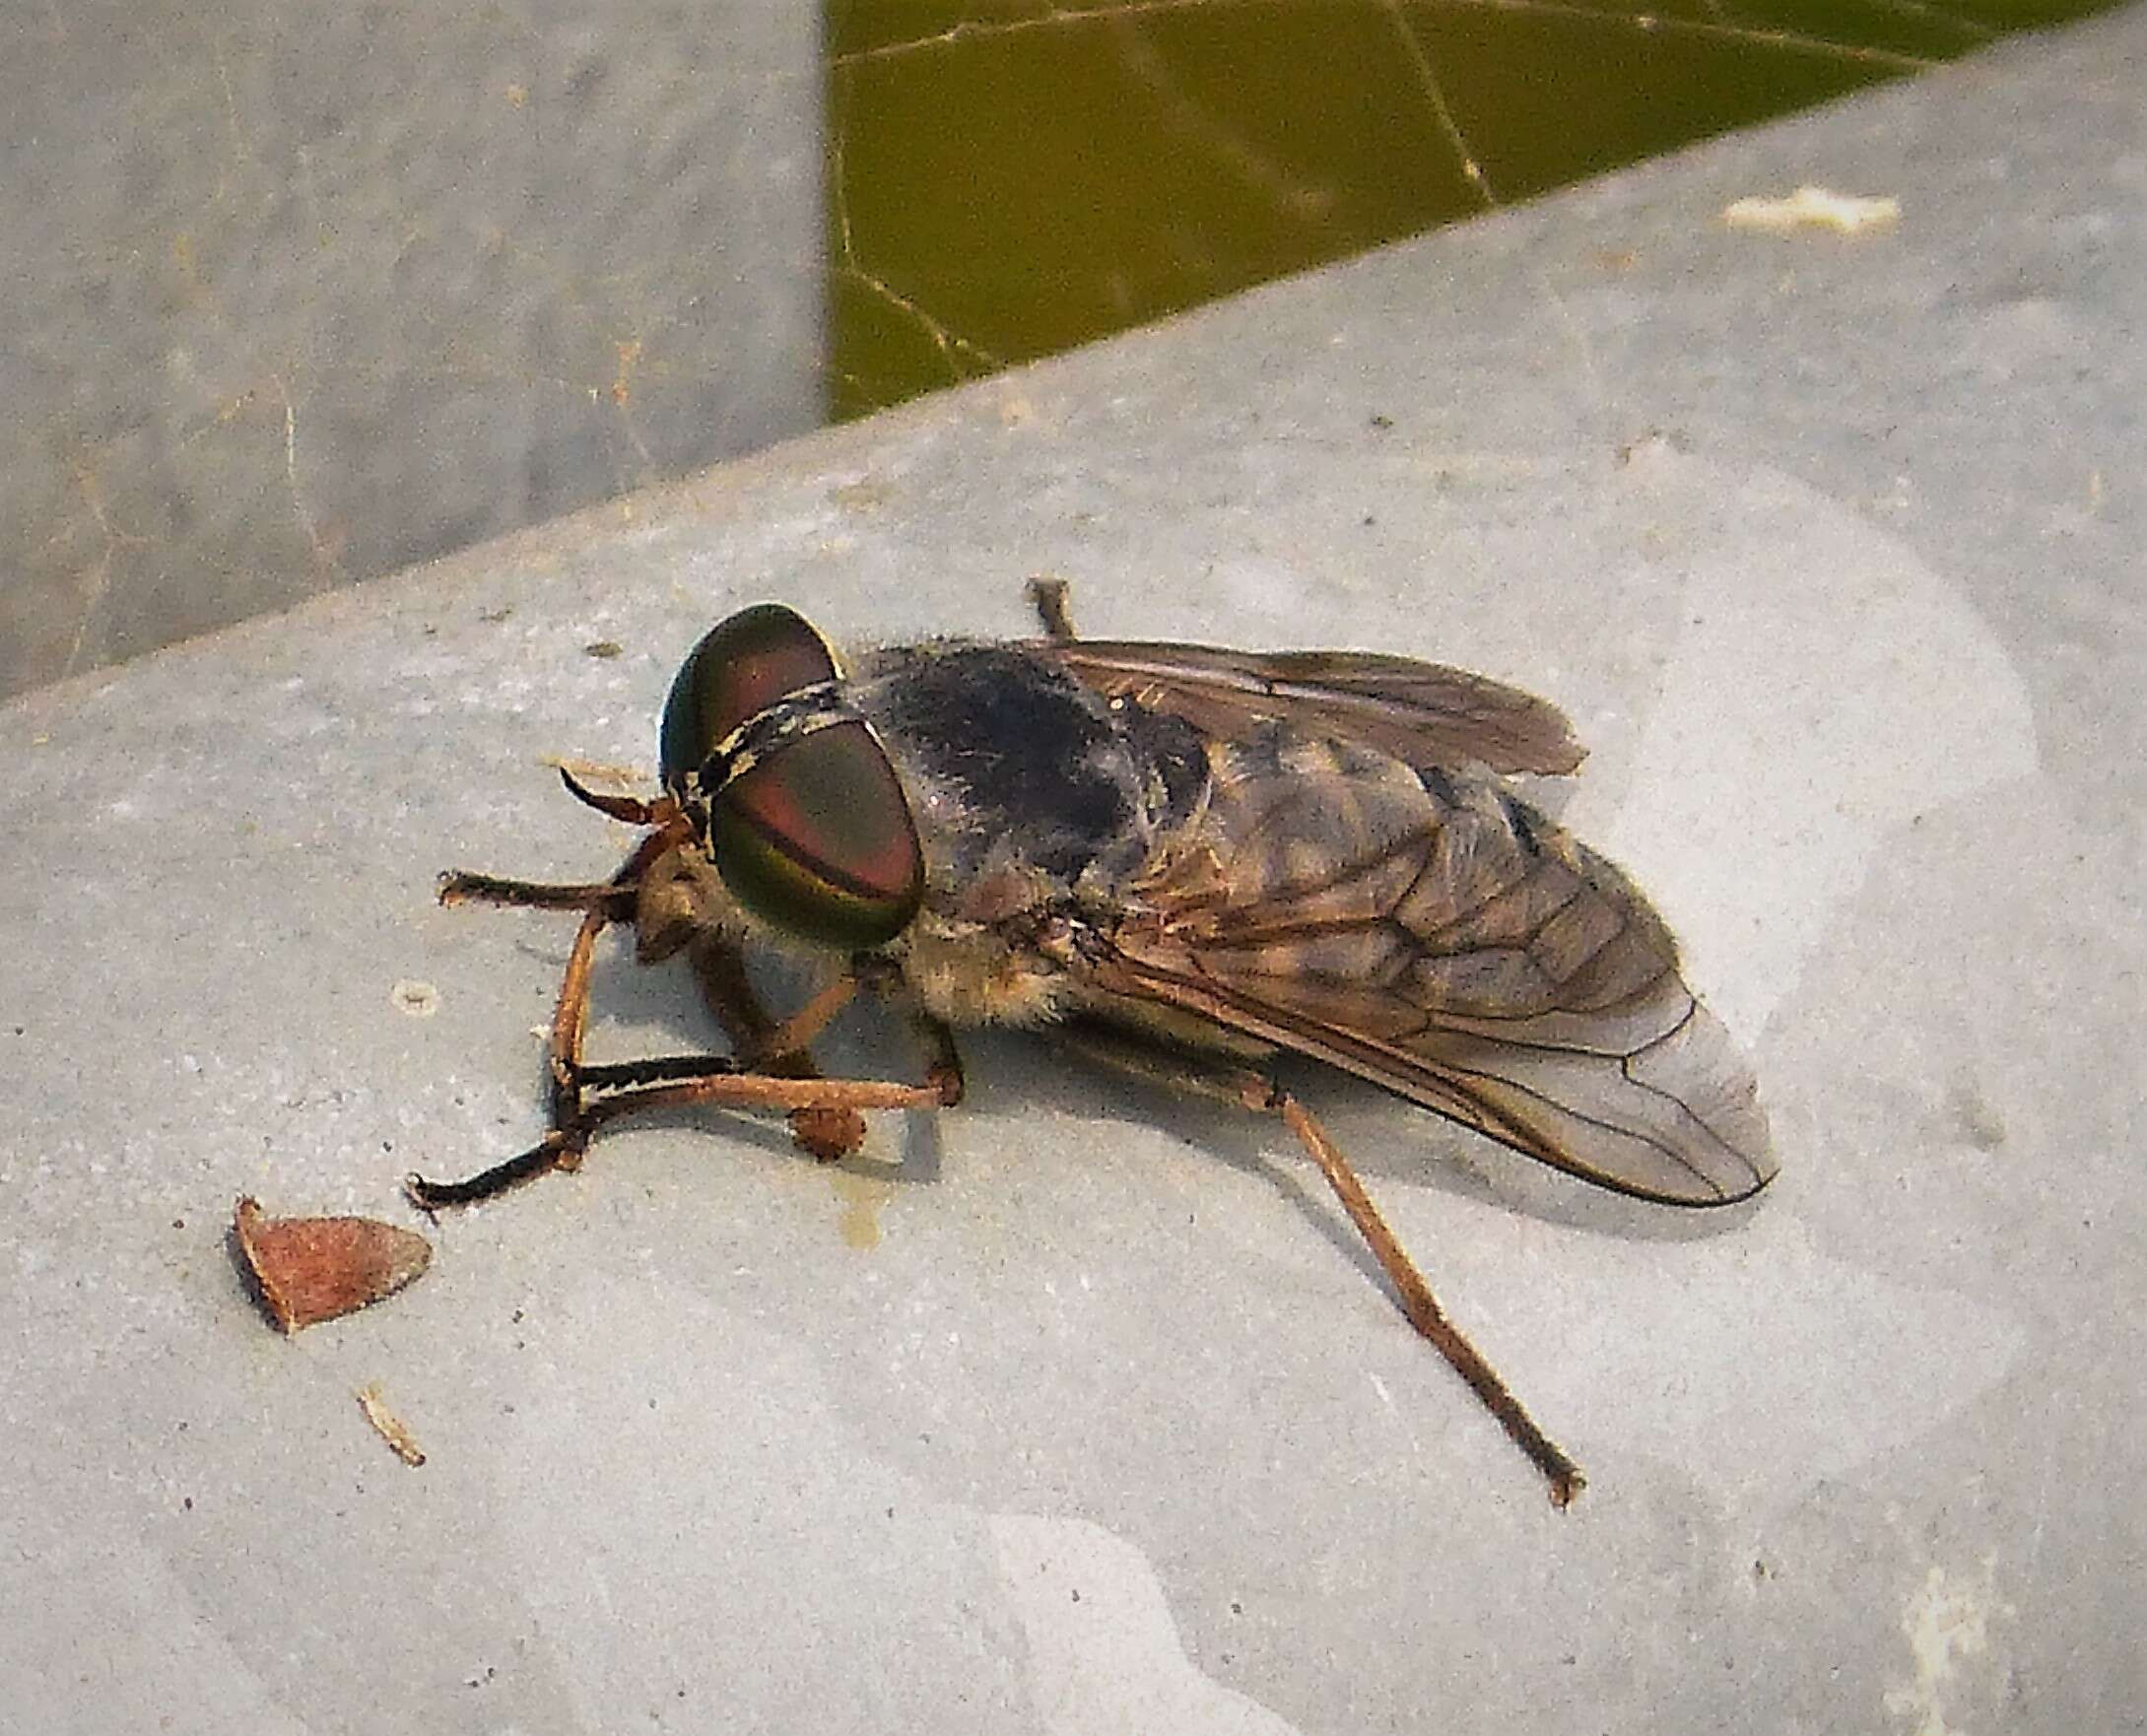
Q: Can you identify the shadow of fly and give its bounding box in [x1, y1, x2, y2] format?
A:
[410, 580, 1776, 1505]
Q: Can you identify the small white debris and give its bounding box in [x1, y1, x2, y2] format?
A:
[1723, 186, 1900, 234]
[356, 1383, 427, 1466]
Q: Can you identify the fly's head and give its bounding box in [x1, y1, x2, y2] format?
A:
[655, 603, 925, 954]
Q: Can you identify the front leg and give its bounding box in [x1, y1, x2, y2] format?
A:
[612, 828, 871, 1162]
[688, 934, 868, 1161]
[436, 774, 693, 923]
[407, 953, 964, 1209]
[405, 1029, 964, 1210]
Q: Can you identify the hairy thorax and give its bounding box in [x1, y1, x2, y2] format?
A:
[847, 642, 1210, 1029]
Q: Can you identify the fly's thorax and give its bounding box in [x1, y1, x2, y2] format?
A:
[848, 642, 1212, 915]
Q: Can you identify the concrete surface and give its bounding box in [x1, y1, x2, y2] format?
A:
[1, 0, 822, 701]
[4, 8, 2143, 1732]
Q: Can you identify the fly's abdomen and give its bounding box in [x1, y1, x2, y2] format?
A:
[1107, 721, 1773, 1205]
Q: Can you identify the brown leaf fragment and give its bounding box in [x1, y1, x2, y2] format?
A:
[356, 1383, 426, 1466]
[234, 1196, 432, 1333]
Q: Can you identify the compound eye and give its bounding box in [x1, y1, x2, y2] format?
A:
[712, 719, 924, 949]
[659, 604, 840, 795]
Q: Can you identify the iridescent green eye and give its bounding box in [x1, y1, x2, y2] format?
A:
[712, 720, 923, 948]
[659, 604, 924, 949]
[659, 603, 840, 795]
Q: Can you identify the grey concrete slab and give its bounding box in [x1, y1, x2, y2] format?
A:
[1, 0, 822, 702]
[4, 9, 2142, 1733]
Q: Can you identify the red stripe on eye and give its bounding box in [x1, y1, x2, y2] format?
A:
[725, 723, 922, 908]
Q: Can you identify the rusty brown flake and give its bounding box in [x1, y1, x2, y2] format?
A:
[234, 1196, 432, 1333]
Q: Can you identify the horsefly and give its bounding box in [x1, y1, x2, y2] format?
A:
[409, 580, 1775, 1504]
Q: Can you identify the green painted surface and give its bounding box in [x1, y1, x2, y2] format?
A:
[825, 0, 2113, 418]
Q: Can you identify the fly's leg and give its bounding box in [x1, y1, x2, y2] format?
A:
[694, 946, 964, 1157]
[412, 765, 965, 1205]
[1027, 575, 1078, 641]
[405, 980, 964, 1210]
[1052, 1022, 1584, 1507]
[1261, 1084, 1584, 1508]
[405, 891, 612, 1210]
[406, 1043, 962, 1209]
[570, 1058, 960, 1128]
[436, 768, 687, 915]
[565, 993, 965, 1137]
[411, 808, 693, 1210]
[449, 815, 693, 1105]
[437, 870, 634, 915]
[688, 935, 868, 1160]
[909, 1009, 967, 1107]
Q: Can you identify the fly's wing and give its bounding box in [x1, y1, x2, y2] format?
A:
[1035, 640, 1586, 777]
[1084, 744, 1775, 1205]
